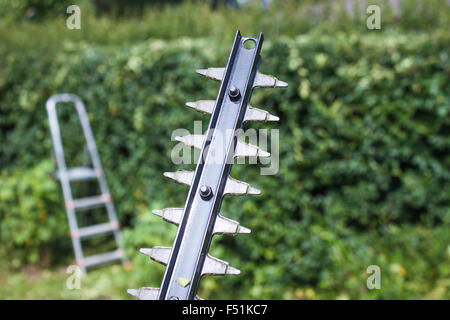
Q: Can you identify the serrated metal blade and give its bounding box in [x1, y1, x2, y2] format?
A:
[163, 170, 261, 195]
[254, 72, 288, 88]
[186, 100, 279, 122]
[139, 247, 171, 265]
[152, 208, 251, 235]
[152, 208, 183, 226]
[175, 134, 270, 158]
[236, 140, 270, 158]
[214, 214, 251, 234]
[127, 287, 159, 300]
[225, 176, 261, 195]
[140, 246, 240, 276]
[196, 67, 288, 88]
[163, 171, 193, 187]
[202, 254, 240, 276]
[245, 105, 280, 121]
[196, 68, 224, 81]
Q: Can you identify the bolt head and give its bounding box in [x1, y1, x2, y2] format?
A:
[199, 185, 213, 200]
[229, 85, 241, 101]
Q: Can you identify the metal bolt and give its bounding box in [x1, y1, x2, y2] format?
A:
[228, 85, 240, 101]
[199, 185, 213, 200]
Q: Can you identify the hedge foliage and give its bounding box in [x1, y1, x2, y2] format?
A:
[0, 28, 449, 298]
[0, 160, 68, 267]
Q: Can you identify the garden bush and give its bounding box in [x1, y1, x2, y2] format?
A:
[0, 160, 68, 267]
[0, 27, 448, 298]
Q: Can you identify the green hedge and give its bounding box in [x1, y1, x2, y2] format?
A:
[0, 160, 68, 267]
[0, 29, 449, 298]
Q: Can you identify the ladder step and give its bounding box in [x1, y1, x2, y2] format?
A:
[55, 167, 98, 182]
[70, 194, 111, 210]
[82, 249, 124, 268]
[74, 222, 119, 239]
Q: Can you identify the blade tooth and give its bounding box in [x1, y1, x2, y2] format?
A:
[202, 254, 240, 276]
[258, 149, 271, 157]
[245, 106, 280, 122]
[275, 79, 288, 87]
[266, 113, 280, 121]
[237, 225, 251, 234]
[185, 100, 215, 115]
[163, 170, 194, 187]
[235, 141, 258, 158]
[214, 214, 251, 235]
[225, 176, 261, 196]
[185, 101, 279, 123]
[178, 134, 269, 158]
[185, 101, 196, 108]
[154, 208, 250, 235]
[175, 134, 205, 150]
[196, 69, 208, 76]
[139, 248, 152, 257]
[139, 247, 171, 265]
[151, 209, 163, 217]
[244, 106, 266, 121]
[165, 171, 259, 196]
[127, 287, 159, 300]
[254, 72, 289, 88]
[127, 287, 199, 300]
[236, 141, 270, 158]
[163, 171, 175, 179]
[244, 106, 268, 121]
[247, 186, 262, 195]
[197, 68, 288, 88]
[127, 288, 139, 298]
[226, 265, 241, 275]
[214, 215, 238, 234]
[196, 68, 224, 81]
[224, 177, 248, 195]
[152, 208, 183, 225]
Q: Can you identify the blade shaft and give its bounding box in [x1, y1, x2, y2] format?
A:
[158, 30, 263, 300]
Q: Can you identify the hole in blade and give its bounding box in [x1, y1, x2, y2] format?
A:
[243, 39, 256, 50]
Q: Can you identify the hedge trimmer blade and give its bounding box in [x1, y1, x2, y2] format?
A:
[128, 30, 287, 300]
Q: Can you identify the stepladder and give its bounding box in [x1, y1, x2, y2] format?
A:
[46, 93, 127, 274]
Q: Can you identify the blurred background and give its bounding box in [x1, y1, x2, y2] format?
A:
[0, 0, 449, 299]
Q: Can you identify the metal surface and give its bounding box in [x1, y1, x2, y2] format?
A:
[175, 134, 270, 158]
[186, 100, 279, 122]
[128, 30, 287, 300]
[152, 208, 251, 235]
[163, 170, 261, 195]
[46, 94, 126, 273]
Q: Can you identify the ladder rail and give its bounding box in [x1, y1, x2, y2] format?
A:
[72, 96, 123, 247]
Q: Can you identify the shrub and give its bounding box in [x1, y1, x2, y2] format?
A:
[0, 160, 68, 267]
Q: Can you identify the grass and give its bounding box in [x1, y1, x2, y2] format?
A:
[0, 263, 132, 299]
